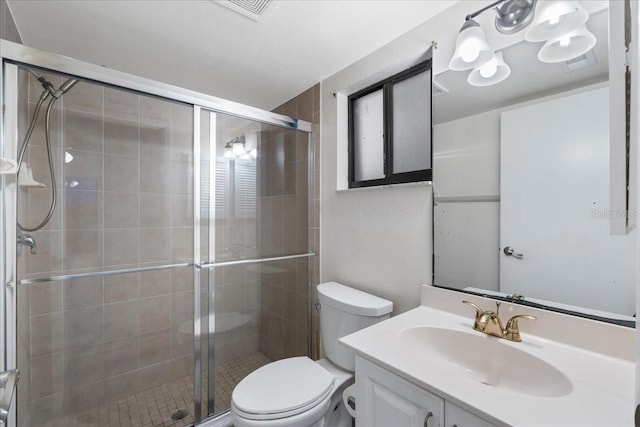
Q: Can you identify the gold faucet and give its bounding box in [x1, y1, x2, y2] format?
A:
[462, 301, 536, 342]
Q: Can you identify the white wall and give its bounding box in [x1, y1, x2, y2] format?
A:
[319, 2, 472, 314]
[433, 110, 501, 291]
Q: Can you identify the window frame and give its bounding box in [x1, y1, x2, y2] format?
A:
[348, 58, 433, 189]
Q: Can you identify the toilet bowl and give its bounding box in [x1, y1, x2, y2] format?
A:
[231, 282, 393, 427]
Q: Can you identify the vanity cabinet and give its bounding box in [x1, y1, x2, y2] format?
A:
[356, 356, 497, 427]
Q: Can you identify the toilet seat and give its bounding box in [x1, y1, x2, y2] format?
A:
[232, 356, 335, 421]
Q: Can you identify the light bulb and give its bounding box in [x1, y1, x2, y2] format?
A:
[460, 41, 480, 63]
[547, 14, 560, 27]
[232, 141, 246, 157]
[559, 35, 571, 47]
[480, 62, 498, 78]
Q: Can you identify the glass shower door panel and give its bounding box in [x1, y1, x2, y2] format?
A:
[204, 112, 312, 417]
[13, 66, 196, 426]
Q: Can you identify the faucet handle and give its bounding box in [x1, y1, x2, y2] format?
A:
[504, 314, 536, 342]
[462, 301, 486, 331]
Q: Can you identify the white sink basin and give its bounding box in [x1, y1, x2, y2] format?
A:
[400, 326, 572, 398]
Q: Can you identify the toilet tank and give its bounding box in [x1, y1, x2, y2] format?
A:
[317, 282, 393, 372]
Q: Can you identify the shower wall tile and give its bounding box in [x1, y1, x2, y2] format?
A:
[138, 360, 171, 390]
[104, 191, 139, 228]
[63, 380, 105, 415]
[105, 154, 139, 192]
[64, 190, 102, 230]
[104, 228, 139, 266]
[140, 157, 170, 193]
[139, 192, 171, 227]
[139, 295, 171, 332]
[140, 96, 170, 125]
[30, 352, 64, 399]
[29, 281, 62, 315]
[139, 329, 171, 367]
[104, 273, 139, 303]
[104, 88, 138, 121]
[63, 306, 103, 349]
[63, 344, 105, 390]
[169, 160, 193, 195]
[63, 229, 103, 270]
[28, 144, 63, 192]
[259, 83, 319, 361]
[171, 267, 193, 293]
[139, 269, 171, 297]
[30, 393, 64, 426]
[30, 312, 63, 357]
[104, 120, 139, 157]
[140, 126, 169, 159]
[104, 371, 139, 402]
[104, 336, 139, 377]
[139, 227, 170, 263]
[63, 113, 103, 153]
[63, 277, 103, 310]
[171, 194, 193, 227]
[171, 226, 193, 261]
[103, 300, 140, 342]
[63, 82, 103, 116]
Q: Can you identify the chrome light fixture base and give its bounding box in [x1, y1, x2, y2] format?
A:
[495, 0, 537, 34]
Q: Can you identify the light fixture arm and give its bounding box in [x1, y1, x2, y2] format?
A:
[465, 0, 505, 22]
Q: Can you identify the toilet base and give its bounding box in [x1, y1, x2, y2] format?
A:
[231, 359, 354, 427]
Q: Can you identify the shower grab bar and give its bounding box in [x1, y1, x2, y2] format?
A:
[0, 369, 19, 425]
[18, 262, 191, 285]
[199, 252, 315, 269]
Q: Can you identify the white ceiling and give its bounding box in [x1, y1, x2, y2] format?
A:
[7, 0, 459, 110]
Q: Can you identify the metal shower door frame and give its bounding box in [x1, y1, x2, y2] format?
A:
[0, 39, 313, 427]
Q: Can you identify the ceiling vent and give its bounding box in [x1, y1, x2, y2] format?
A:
[561, 50, 597, 73]
[215, 0, 273, 21]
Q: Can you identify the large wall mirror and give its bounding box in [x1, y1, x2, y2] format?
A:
[432, 0, 635, 325]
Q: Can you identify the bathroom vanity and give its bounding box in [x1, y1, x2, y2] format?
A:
[340, 285, 635, 426]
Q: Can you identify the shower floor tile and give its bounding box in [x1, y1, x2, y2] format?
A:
[42, 352, 271, 427]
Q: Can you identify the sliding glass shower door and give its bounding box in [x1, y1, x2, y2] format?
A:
[7, 64, 197, 427]
[2, 59, 313, 426]
[197, 110, 313, 418]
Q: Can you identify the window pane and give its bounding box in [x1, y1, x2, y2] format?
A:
[392, 69, 431, 174]
[353, 89, 385, 181]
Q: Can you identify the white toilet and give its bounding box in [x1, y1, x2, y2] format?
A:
[231, 282, 393, 427]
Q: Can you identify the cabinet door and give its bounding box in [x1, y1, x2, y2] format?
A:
[356, 356, 444, 427]
[445, 401, 497, 427]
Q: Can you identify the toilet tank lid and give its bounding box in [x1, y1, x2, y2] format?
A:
[317, 282, 393, 316]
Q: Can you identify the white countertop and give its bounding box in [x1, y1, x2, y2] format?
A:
[339, 286, 635, 427]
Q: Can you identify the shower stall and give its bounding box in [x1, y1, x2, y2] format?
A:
[0, 40, 316, 426]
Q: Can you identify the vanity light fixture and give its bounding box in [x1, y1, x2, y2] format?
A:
[468, 51, 512, 86]
[450, 0, 595, 87]
[449, 0, 535, 80]
[538, 25, 596, 63]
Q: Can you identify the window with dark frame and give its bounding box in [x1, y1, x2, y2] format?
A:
[348, 58, 433, 188]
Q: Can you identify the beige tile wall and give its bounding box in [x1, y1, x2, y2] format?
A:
[259, 84, 320, 360]
[17, 71, 195, 425]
